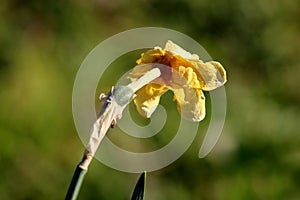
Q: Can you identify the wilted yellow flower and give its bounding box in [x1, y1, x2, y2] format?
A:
[129, 40, 227, 122]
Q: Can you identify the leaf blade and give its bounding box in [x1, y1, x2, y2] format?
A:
[131, 172, 146, 200]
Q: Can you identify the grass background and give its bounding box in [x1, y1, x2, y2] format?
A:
[0, 0, 300, 199]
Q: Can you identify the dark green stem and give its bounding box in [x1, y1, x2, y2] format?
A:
[65, 164, 87, 200]
[65, 154, 92, 200]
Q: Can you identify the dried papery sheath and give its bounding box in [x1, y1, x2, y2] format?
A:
[85, 67, 161, 158]
[128, 67, 161, 92]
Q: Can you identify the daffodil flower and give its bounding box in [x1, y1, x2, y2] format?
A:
[129, 40, 227, 122]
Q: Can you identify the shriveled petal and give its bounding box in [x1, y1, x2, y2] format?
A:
[167, 52, 206, 89]
[164, 40, 199, 60]
[171, 66, 202, 89]
[165, 40, 226, 91]
[136, 47, 165, 64]
[133, 83, 168, 118]
[172, 86, 206, 122]
[192, 60, 227, 91]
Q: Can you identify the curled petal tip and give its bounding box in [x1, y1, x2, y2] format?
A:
[141, 106, 157, 118]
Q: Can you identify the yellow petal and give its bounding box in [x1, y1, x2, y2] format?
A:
[172, 86, 206, 122]
[170, 66, 201, 89]
[133, 83, 168, 118]
[136, 47, 165, 64]
[165, 40, 227, 91]
[164, 40, 199, 60]
[192, 60, 227, 91]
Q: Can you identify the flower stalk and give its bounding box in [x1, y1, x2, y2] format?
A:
[65, 68, 161, 200]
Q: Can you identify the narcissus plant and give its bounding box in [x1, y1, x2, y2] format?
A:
[65, 40, 227, 200]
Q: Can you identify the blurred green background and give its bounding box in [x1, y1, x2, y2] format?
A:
[1, 0, 300, 199]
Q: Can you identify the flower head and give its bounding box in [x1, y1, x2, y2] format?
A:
[129, 40, 227, 122]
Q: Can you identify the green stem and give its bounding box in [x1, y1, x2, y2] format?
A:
[65, 155, 92, 200]
[65, 164, 87, 200]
